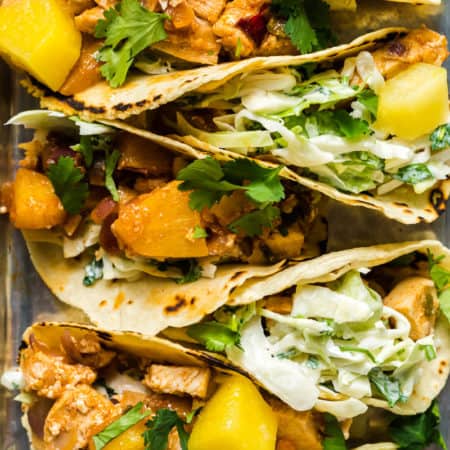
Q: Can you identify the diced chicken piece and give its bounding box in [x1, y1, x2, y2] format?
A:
[74, 6, 104, 34]
[166, 0, 196, 30]
[95, 0, 117, 8]
[208, 190, 256, 228]
[266, 396, 323, 450]
[261, 223, 305, 260]
[65, 0, 96, 15]
[44, 384, 118, 449]
[143, 365, 211, 399]
[213, 0, 270, 57]
[118, 390, 192, 418]
[264, 295, 293, 315]
[254, 33, 297, 56]
[383, 276, 439, 340]
[372, 28, 449, 79]
[206, 231, 241, 259]
[60, 332, 116, 368]
[21, 348, 96, 399]
[117, 133, 173, 177]
[186, 0, 226, 23]
[154, 17, 220, 64]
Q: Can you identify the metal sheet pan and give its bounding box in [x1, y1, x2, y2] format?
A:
[0, 0, 449, 447]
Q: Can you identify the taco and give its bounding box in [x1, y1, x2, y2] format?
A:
[25, 27, 450, 223]
[2, 110, 325, 335]
[3, 321, 447, 449]
[141, 27, 449, 224]
[0, 0, 379, 95]
[169, 240, 450, 425]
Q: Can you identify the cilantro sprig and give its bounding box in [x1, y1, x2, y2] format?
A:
[47, 156, 89, 215]
[95, 0, 168, 87]
[143, 409, 189, 450]
[390, 400, 447, 450]
[177, 157, 285, 236]
[271, 0, 335, 54]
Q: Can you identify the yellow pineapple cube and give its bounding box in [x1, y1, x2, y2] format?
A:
[375, 63, 449, 141]
[0, 0, 82, 91]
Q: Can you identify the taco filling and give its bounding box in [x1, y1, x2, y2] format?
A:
[165, 28, 450, 199]
[0, 0, 350, 92]
[11, 324, 324, 450]
[1, 113, 322, 285]
[185, 245, 450, 419]
[5, 322, 447, 450]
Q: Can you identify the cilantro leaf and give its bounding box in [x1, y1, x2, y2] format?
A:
[193, 225, 208, 239]
[357, 89, 379, 120]
[47, 156, 89, 215]
[187, 322, 240, 352]
[143, 409, 188, 450]
[332, 110, 370, 139]
[271, 0, 335, 54]
[427, 250, 450, 291]
[222, 159, 285, 204]
[394, 164, 433, 185]
[83, 257, 104, 286]
[430, 123, 450, 152]
[368, 367, 404, 407]
[389, 400, 447, 450]
[228, 205, 280, 237]
[323, 413, 347, 450]
[105, 149, 121, 201]
[95, 0, 168, 87]
[173, 259, 202, 285]
[177, 157, 285, 235]
[93, 402, 150, 450]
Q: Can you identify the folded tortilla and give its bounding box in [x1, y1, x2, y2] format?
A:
[11, 321, 443, 449]
[25, 27, 406, 121]
[175, 240, 450, 419]
[7, 111, 325, 336]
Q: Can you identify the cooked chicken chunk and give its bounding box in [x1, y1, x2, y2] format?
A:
[262, 224, 305, 260]
[117, 390, 192, 418]
[186, 0, 226, 23]
[254, 34, 297, 57]
[264, 295, 293, 315]
[266, 396, 323, 450]
[44, 384, 118, 449]
[65, 0, 95, 15]
[373, 28, 449, 79]
[143, 365, 211, 399]
[75, 6, 105, 34]
[213, 0, 270, 57]
[153, 17, 220, 64]
[21, 348, 96, 399]
[60, 332, 116, 368]
[383, 276, 439, 340]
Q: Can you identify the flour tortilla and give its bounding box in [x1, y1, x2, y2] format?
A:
[197, 240, 450, 416]
[24, 28, 406, 121]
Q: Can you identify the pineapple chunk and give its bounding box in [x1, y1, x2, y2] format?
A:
[0, 0, 82, 91]
[189, 375, 278, 450]
[111, 180, 208, 259]
[376, 63, 449, 141]
[10, 169, 66, 229]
